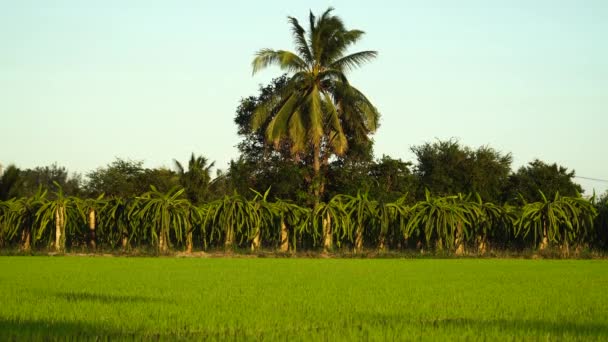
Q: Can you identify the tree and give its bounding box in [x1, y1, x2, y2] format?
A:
[4, 164, 81, 199]
[369, 156, 417, 203]
[2, 189, 47, 251]
[311, 195, 350, 251]
[341, 192, 377, 252]
[251, 8, 380, 202]
[85, 158, 179, 198]
[248, 189, 277, 251]
[412, 139, 512, 202]
[0, 199, 9, 247]
[97, 197, 138, 250]
[174, 153, 215, 205]
[231, 76, 309, 202]
[471, 194, 515, 254]
[35, 183, 85, 252]
[0, 165, 21, 200]
[133, 186, 192, 253]
[85, 159, 146, 198]
[203, 192, 260, 250]
[224, 156, 308, 203]
[77, 195, 104, 250]
[404, 190, 474, 252]
[505, 159, 583, 203]
[593, 192, 608, 249]
[235, 75, 292, 164]
[273, 199, 311, 252]
[516, 191, 596, 251]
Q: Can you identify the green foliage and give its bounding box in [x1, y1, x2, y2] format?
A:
[223, 156, 308, 203]
[97, 197, 138, 249]
[369, 156, 417, 202]
[593, 192, 608, 248]
[203, 192, 260, 248]
[0, 187, 605, 253]
[341, 192, 377, 244]
[85, 159, 146, 197]
[472, 194, 516, 248]
[174, 153, 214, 204]
[405, 190, 474, 250]
[272, 199, 311, 250]
[311, 195, 351, 247]
[0, 164, 21, 200]
[251, 8, 379, 199]
[35, 183, 85, 251]
[412, 139, 512, 202]
[506, 159, 584, 203]
[132, 186, 193, 252]
[1, 164, 81, 199]
[86, 158, 180, 198]
[0, 189, 47, 248]
[515, 191, 597, 249]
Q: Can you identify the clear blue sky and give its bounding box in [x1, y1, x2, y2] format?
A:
[1, 0, 607, 194]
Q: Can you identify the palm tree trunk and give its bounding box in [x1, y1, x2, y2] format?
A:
[21, 226, 31, 252]
[186, 229, 193, 254]
[477, 235, 488, 255]
[225, 224, 235, 249]
[355, 225, 364, 253]
[122, 235, 128, 250]
[88, 208, 96, 250]
[159, 231, 165, 252]
[322, 213, 332, 252]
[455, 222, 465, 256]
[539, 221, 549, 250]
[436, 237, 444, 251]
[55, 206, 65, 252]
[562, 240, 570, 257]
[54, 207, 61, 252]
[280, 219, 289, 252]
[313, 144, 321, 202]
[251, 227, 261, 252]
[378, 231, 387, 251]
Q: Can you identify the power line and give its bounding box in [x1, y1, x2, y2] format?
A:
[575, 176, 608, 183]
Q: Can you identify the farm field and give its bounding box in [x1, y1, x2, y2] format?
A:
[0, 257, 607, 341]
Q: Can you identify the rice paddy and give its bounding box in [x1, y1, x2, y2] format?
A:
[0, 257, 606, 340]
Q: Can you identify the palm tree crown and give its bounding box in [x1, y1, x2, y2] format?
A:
[174, 153, 214, 205]
[251, 8, 379, 167]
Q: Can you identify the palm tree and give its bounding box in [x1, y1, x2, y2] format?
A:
[472, 194, 515, 254]
[516, 191, 597, 251]
[97, 197, 138, 250]
[273, 199, 311, 252]
[2, 189, 47, 251]
[251, 8, 379, 202]
[593, 193, 608, 249]
[77, 195, 104, 250]
[174, 153, 215, 205]
[312, 195, 350, 252]
[133, 186, 192, 253]
[0, 199, 12, 247]
[203, 192, 260, 250]
[342, 192, 378, 252]
[452, 194, 482, 255]
[35, 182, 85, 252]
[404, 190, 473, 252]
[376, 196, 410, 251]
[248, 188, 277, 251]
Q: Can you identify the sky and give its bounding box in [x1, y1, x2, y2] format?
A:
[1, 0, 607, 195]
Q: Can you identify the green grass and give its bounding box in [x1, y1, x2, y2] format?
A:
[0, 257, 606, 341]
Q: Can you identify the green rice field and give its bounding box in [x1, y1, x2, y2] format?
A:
[0, 257, 607, 341]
